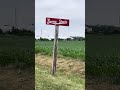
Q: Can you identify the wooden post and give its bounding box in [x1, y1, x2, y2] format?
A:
[52, 25, 59, 75]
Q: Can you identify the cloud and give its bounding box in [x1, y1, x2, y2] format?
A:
[35, 0, 85, 38]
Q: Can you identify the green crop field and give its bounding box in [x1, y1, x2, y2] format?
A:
[0, 36, 34, 90]
[86, 34, 120, 84]
[0, 36, 34, 69]
[35, 40, 85, 60]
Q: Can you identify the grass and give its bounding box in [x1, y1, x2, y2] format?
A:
[35, 57, 85, 90]
[35, 41, 85, 60]
[35, 66, 84, 90]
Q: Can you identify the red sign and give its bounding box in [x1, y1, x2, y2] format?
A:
[46, 17, 69, 26]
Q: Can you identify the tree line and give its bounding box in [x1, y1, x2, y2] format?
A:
[36, 37, 85, 41]
[0, 26, 34, 36]
[86, 24, 120, 34]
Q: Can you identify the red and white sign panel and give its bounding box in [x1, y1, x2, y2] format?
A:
[46, 17, 69, 26]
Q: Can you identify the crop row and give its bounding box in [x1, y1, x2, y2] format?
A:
[35, 46, 85, 61]
[0, 49, 34, 69]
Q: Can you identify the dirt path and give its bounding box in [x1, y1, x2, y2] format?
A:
[35, 54, 85, 76]
[0, 68, 34, 90]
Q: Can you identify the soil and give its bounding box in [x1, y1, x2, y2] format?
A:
[0, 67, 34, 90]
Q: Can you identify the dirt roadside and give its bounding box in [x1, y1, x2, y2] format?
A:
[0, 67, 34, 90]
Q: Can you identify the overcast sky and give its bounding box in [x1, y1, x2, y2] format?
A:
[1, 0, 119, 37]
[0, 0, 34, 31]
[86, 0, 120, 26]
[35, 0, 85, 38]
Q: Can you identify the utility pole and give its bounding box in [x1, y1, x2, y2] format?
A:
[14, 8, 17, 28]
[41, 28, 42, 38]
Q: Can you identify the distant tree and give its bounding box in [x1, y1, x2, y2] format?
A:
[8, 26, 34, 36]
[58, 38, 64, 41]
[112, 30, 120, 34]
[87, 24, 118, 34]
[0, 28, 3, 34]
[40, 38, 49, 41]
[66, 38, 72, 41]
[70, 36, 85, 41]
[51, 39, 54, 41]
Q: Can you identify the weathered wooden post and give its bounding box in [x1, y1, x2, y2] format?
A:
[46, 17, 69, 75]
[52, 25, 59, 75]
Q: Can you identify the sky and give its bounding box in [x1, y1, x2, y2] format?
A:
[35, 0, 85, 38]
[0, 0, 34, 31]
[0, 0, 119, 37]
[86, 0, 120, 26]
